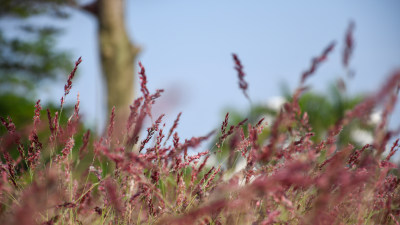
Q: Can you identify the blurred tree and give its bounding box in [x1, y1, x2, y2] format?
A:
[0, 0, 74, 130]
[0, 0, 87, 163]
[80, 0, 140, 122]
[0, 28, 72, 95]
[0, 0, 136, 173]
[0, 0, 73, 94]
[0, 0, 140, 126]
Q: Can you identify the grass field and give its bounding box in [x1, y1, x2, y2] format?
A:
[1, 24, 399, 225]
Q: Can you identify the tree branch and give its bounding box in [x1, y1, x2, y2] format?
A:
[80, 0, 99, 17]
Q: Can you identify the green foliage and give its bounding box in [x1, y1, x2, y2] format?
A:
[0, 0, 72, 18]
[0, 93, 35, 129]
[0, 0, 73, 93]
[0, 28, 72, 95]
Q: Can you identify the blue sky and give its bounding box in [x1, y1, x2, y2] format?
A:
[19, 1, 400, 153]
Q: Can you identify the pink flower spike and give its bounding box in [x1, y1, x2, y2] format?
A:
[232, 53, 250, 101]
[301, 42, 335, 84]
[64, 57, 82, 96]
[106, 106, 116, 145]
[343, 21, 355, 68]
[138, 61, 150, 99]
[165, 112, 182, 144]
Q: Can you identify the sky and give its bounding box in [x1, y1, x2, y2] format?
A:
[7, 1, 400, 155]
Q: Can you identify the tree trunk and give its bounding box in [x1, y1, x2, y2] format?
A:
[97, 0, 139, 125]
